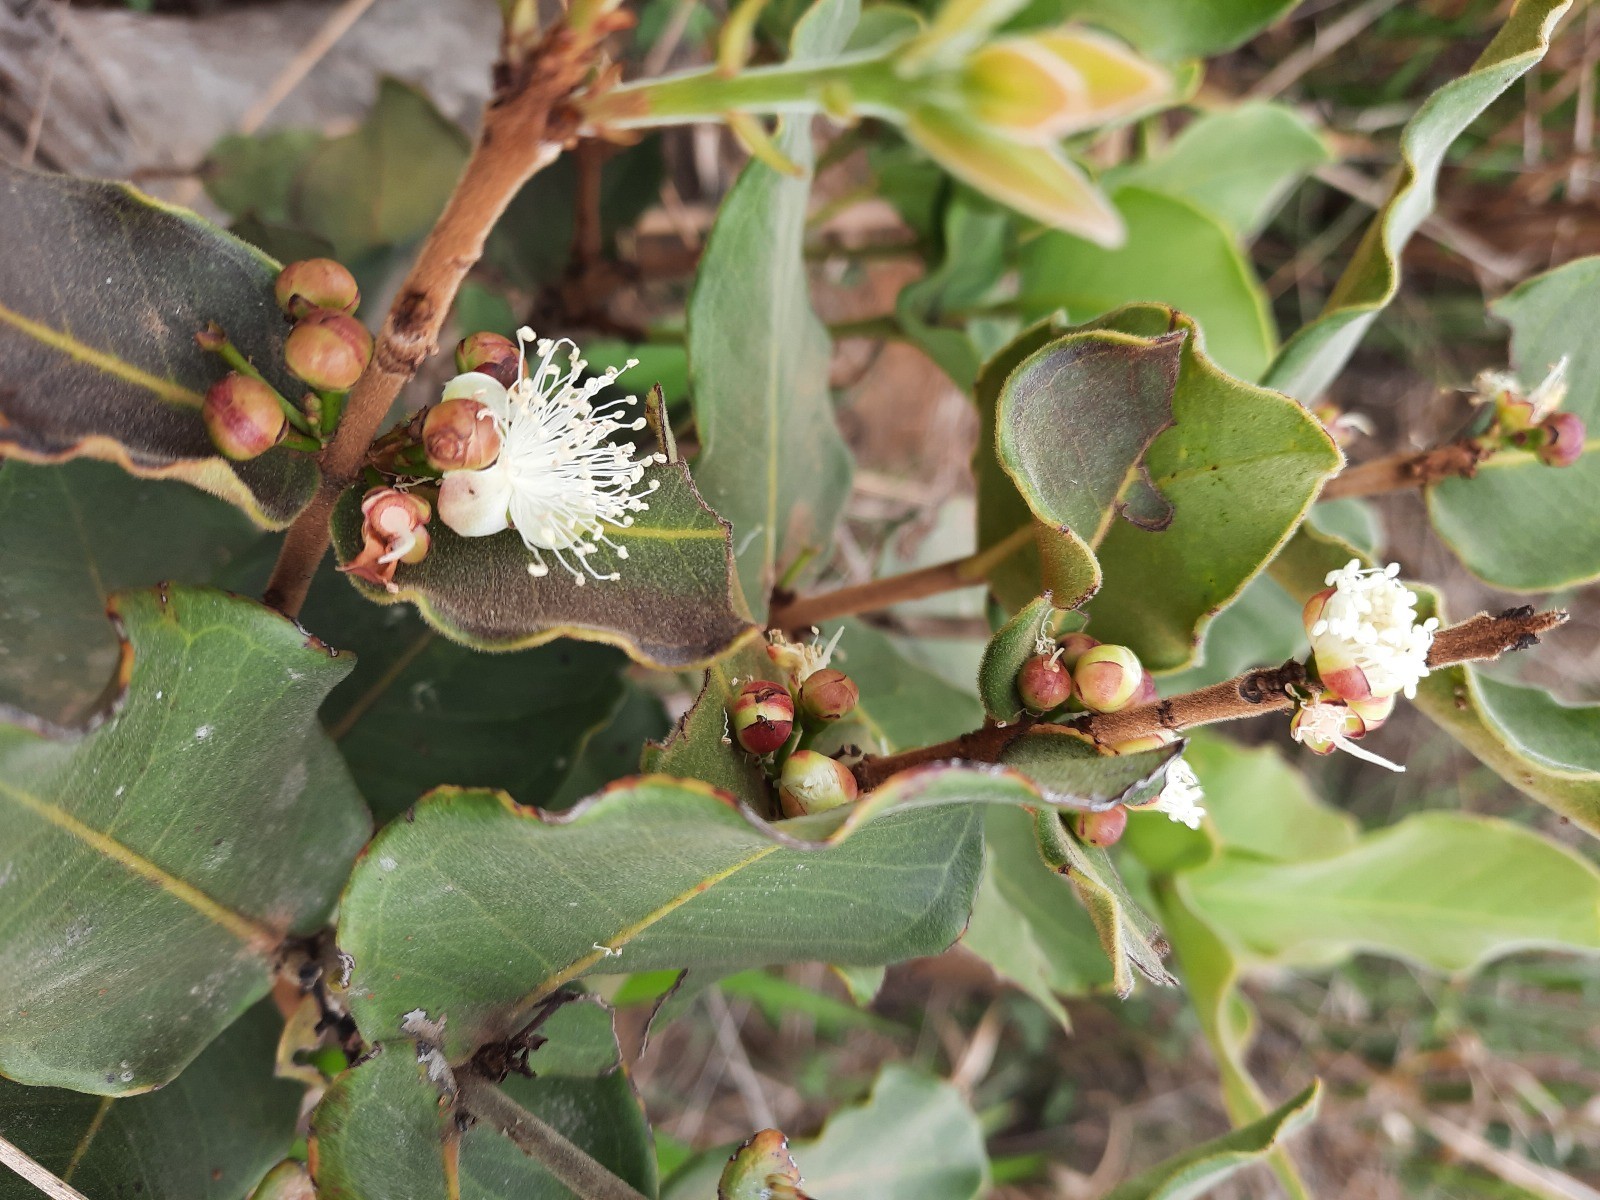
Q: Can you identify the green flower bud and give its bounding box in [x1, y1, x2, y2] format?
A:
[455, 332, 522, 387]
[729, 681, 794, 756]
[423, 397, 502, 472]
[202, 373, 286, 460]
[1017, 653, 1073, 715]
[799, 668, 859, 722]
[1073, 643, 1142, 713]
[779, 750, 858, 818]
[285, 311, 372, 391]
[1073, 807, 1127, 847]
[274, 258, 360, 318]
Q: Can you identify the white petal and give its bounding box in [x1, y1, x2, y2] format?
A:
[441, 372, 511, 423]
[438, 464, 513, 538]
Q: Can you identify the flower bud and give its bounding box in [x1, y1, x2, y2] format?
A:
[274, 258, 360, 318]
[1289, 701, 1365, 756]
[1073, 643, 1142, 713]
[202, 373, 286, 460]
[1106, 728, 1177, 755]
[1054, 632, 1099, 670]
[1345, 692, 1396, 734]
[1017, 653, 1073, 715]
[1536, 411, 1586, 468]
[285, 311, 372, 391]
[779, 751, 859, 818]
[729, 681, 794, 756]
[1133, 669, 1158, 706]
[799, 668, 859, 722]
[339, 487, 432, 592]
[1074, 807, 1127, 847]
[456, 332, 521, 386]
[423, 398, 502, 472]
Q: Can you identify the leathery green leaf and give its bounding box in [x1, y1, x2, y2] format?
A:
[0, 586, 370, 1093]
[684, 0, 857, 619]
[330, 456, 756, 670]
[977, 597, 1083, 723]
[1262, 0, 1571, 401]
[0, 162, 318, 527]
[1429, 255, 1600, 590]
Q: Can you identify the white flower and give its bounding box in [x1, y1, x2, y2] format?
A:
[1290, 700, 1404, 772]
[1474, 356, 1569, 422]
[1150, 758, 1206, 829]
[435, 330, 665, 585]
[1305, 561, 1438, 702]
[766, 626, 845, 684]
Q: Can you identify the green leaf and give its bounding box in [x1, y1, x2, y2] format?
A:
[330, 457, 755, 670]
[0, 163, 319, 527]
[1155, 573, 1305, 693]
[0, 460, 261, 726]
[685, 0, 858, 618]
[0, 1002, 302, 1200]
[720, 1130, 813, 1200]
[895, 197, 1010, 390]
[1428, 255, 1600, 589]
[1261, 0, 1571, 401]
[1181, 734, 1357, 864]
[546, 683, 672, 811]
[644, 644, 776, 808]
[813, 619, 985, 755]
[1185, 812, 1600, 973]
[1103, 1081, 1320, 1200]
[1114, 103, 1330, 239]
[1053, 0, 1298, 59]
[1000, 732, 1177, 810]
[977, 596, 1083, 723]
[1080, 305, 1341, 670]
[204, 130, 322, 226]
[0, 586, 370, 1092]
[1017, 187, 1276, 380]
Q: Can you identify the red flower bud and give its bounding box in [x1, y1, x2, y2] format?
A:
[1074, 807, 1127, 847]
[339, 487, 432, 592]
[202, 373, 286, 460]
[798, 668, 859, 722]
[1536, 411, 1586, 468]
[779, 751, 858, 818]
[1073, 644, 1142, 713]
[728, 681, 795, 755]
[423, 398, 502, 472]
[285, 312, 372, 391]
[1017, 654, 1073, 715]
[455, 332, 521, 386]
[274, 258, 360, 318]
[1054, 632, 1100, 670]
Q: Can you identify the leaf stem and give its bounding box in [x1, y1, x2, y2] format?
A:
[260, 21, 619, 617]
[211, 338, 319, 437]
[456, 1074, 651, 1200]
[1318, 438, 1491, 501]
[852, 607, 1567, 790]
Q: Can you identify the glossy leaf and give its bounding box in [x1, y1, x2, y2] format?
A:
[1429, 255, 1600, 589]
[0, 459, 261, 726]
[0, 1002, 301, 1200]
[1056, 0, 1298, 59]
[1104, 1082, 1320, 1200]
[330, 458, 755, 670]
[685, 0, 857, 618]
[1017, 187, 1276, 380]
[1262, 0, 1570, 401]
[0, 162, 318, 527]
[0, 586, 370, 1093]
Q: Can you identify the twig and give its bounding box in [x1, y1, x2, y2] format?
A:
[239, 0, 380, 135]
[456, 1074, 651, 1200]
[21, 0, 70, 168]
[0, 1134, 90, 1200]
[1249, 0, 1402, 100]
[262, 20, 618, 616]
[1318, 438, 1490, 500]
[853, 608, 1565, 791]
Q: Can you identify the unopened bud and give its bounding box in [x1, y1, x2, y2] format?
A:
[423, 398, 502, 472]
[779, 751, 858, 818]
[1073, 644, 1142, 713]
[202, 373, 286, 460]
[285, 311, 371, 391]
[1536, 411, 1586, 468]
[1054, 632, 1099, 670]
[1074, 807, 1127, 847]
[799, 668, 858, 722]
[339, 487, 432, 593]
[456, 332, 521, 387]
[274, 258, 360, 318]
[729, 681, 794, 756]
[1017, 654, 1073, 715]
[1133, 669, 1158, 706]
[1106, 728, 1177, 755]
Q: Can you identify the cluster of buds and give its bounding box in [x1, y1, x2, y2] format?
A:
[1016, 628, 1155, 723]
[1294, 561, 1438, 771]
[726, 631, 863, 818]
[278, 259, 371, 393]
[1475, 358, 1586, 469]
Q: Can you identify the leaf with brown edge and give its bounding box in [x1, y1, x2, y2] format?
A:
[0, 163, 319, 528]
[329, 458, 757, 670]
[0, 586, 370, 1094]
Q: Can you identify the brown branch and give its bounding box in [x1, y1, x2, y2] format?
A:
[854, 607, 1566, 791]
[1319, 438, 1490, 501]
[261, 21, 620, 617]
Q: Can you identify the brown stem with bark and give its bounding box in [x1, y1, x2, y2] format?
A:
[1319, 438, 1491, 501]
[853, 607, 1566, 791]
[261, 23, 620, 617]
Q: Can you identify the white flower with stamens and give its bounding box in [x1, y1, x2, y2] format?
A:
[1291, 699, 1404, 772]
[1304, 561, 1437, 702]
[1475, 356, 1569, 423]
[436, 330, 665, 585]
[767, 626, 845, 684]
[1151, 758, 1206, 829]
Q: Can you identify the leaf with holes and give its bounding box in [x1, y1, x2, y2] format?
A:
[0, 163, 318, 527]
[0, 586, 370, 1093]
